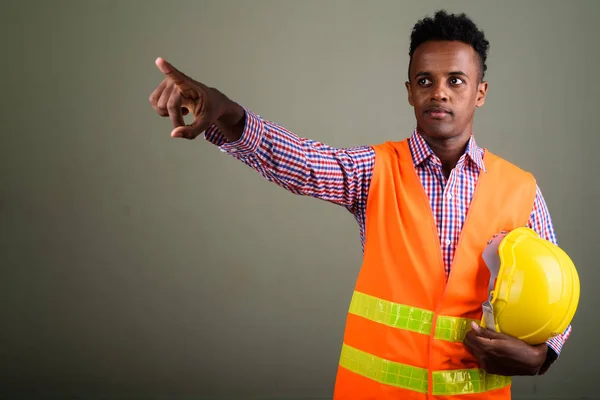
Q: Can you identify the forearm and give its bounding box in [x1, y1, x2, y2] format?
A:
[490, 343, 548, 376]
[204, 105, 374, 209]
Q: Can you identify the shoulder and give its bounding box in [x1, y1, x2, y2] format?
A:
[484, 149, 536, 183]
[370, 139, 410, 158]
[483, 149, 539, 209]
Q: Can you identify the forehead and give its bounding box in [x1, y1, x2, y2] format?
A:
[410, 40, 479, 77]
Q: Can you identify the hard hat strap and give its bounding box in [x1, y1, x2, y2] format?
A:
[481, 231, 508, 331]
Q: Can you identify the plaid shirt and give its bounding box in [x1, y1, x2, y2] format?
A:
[205, 107, 571, 356]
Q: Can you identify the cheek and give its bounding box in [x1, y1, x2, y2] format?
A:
[412, 89, 428, 102]
[456, 92, 478, 110]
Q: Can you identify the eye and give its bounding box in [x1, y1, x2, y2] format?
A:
[450, 77, 464, 85]
[418, 78, 432, 86]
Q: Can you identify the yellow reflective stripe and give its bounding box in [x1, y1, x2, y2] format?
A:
[349, 291, 433, 335]
[434, 315, 475, 342]
[339, 343, 428, 393]
[432, 369, 511, 395]
[339, 343, 511, 395]
[349, 291, 475, 342]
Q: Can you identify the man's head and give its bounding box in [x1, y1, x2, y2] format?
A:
[405, 10, 489, 142]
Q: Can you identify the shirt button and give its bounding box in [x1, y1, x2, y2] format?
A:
[447, 193, 453, 200]
[445, 239, 452, 246]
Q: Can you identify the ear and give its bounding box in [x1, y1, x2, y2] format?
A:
[476, 80, 488, 108]
[405, 81, 414, 106]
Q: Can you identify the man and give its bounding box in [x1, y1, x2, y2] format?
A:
[149, 10, 571, 399]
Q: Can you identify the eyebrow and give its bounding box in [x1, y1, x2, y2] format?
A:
[414, 71, 469, 79]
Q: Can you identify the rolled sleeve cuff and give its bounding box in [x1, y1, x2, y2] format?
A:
[546, 325, 572, 357]
[204, 107, 264, 157]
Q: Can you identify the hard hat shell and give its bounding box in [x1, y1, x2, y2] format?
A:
[483, 227, 580, 345]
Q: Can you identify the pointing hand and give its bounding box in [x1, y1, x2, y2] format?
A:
[149, 57, 229, 139]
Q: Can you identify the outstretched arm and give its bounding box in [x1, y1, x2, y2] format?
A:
[149, 57, 375, 212]
[204, 109, 374, 210]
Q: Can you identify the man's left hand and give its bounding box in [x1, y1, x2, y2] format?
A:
[463, 321, 547, 376]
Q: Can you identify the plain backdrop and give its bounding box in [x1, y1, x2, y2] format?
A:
[1, 1, 599, 399]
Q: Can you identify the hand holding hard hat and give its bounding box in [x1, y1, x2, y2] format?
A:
[480, 227, 580, 345]
[463, 227, 580, 375]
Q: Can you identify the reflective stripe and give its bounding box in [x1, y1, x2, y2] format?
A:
[349, 290, 433, 335]
[434, 315, 474, 342]
[349, 291, 474, 342]
[432, 369, 511, 395]
[339, 343, 511, 395]
[340, 343, 428, 393]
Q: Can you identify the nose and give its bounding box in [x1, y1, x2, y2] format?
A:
[431, 81, 448, 102]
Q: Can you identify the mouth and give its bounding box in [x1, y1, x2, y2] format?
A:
[424, 106, 453, 119]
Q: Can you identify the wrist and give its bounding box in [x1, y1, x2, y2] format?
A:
[537, 345, 558, 375]
[531, 344, 549, 374]
[215, 92, 245, 128]
[212, 90, 246, 143]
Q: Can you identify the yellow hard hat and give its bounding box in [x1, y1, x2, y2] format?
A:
[480, 227, 580, 345]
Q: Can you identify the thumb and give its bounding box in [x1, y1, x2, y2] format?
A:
[155, 57, 192, 89]
[470, 321, 502, 339]
[171, 117, 211, 139]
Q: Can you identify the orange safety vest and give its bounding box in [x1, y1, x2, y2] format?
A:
[332, 139, 537, 400]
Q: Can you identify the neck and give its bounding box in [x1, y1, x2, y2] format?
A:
[417, 128, 471, 178]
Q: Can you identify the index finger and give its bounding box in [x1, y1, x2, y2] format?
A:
[155, 57, 191, 88]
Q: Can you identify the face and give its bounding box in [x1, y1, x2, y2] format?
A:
[405, 40, 488, 141]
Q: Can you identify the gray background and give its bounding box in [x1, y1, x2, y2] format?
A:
[1, 0, 598, 399]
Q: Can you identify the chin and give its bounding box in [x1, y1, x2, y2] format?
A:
[419, 123, 457, 139]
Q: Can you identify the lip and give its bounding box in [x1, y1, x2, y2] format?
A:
[424, 106, 452, 119]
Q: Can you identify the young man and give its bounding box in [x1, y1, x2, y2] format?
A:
[149, 10, 571, 399]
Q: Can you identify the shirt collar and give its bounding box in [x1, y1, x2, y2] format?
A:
[408, 129, 486, 172]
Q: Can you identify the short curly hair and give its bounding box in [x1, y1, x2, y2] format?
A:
[408, 10, 490, 81]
